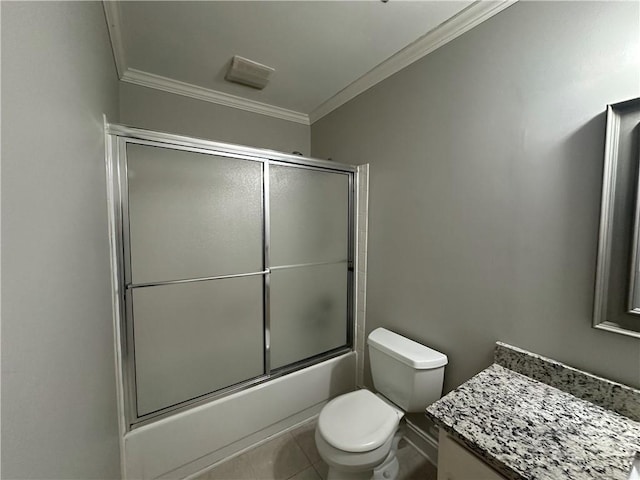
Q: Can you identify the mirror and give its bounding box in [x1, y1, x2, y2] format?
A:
[629, 123, 640, 314]
[593, 97, 640, 337]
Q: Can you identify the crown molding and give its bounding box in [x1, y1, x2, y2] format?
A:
[308, 0, 518, 124]
[105, 0, 515, 127]
[103, 1, 127, 78]
[121, 69, 310, 125]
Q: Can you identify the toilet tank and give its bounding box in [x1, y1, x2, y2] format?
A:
[368, 328, 448, 412]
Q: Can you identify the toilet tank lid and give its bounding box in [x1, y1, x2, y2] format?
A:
[368, 328, 448, 369]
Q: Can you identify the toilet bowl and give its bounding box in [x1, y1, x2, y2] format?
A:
[316, 389, 403, 480]
[315, 328, 447, 480]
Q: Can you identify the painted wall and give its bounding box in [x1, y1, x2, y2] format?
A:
[120, 83, 311, 156]
[312, 1, 640, 391]
[2, 2, 121, 478]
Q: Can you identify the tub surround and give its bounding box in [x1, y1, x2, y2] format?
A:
[354, 164, 370, 388]
[426, 344, 640, 480]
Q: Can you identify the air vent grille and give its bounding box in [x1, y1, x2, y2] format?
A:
[225, 55, 275, 90]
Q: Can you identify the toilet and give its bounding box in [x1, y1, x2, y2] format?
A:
[315, 328, 448, 480]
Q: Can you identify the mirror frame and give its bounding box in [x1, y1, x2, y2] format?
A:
[628, 128, 640, 316]
[593, 97, 640, 338]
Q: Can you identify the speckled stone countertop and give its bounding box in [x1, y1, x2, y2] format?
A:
[426, 353, 640, 480]
[494, 342, 640, 422]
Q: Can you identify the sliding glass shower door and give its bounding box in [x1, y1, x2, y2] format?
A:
[269, 165, 350, 369]
[125, 144, 266, 417]
[108, 128, 355, 428]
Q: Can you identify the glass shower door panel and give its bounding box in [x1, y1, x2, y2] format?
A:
[132, 276, 264, 417]
[127, 144, 263, 284]
[270, 165, 349, 266]
[270, 263, 348, 369]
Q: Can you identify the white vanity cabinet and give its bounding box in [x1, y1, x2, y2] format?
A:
[437, 431, 507, 480]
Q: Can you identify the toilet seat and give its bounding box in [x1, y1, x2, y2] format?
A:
[318, 390, 404, 453]
[315, 427, 395, 472]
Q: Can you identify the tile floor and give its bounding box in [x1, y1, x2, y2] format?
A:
[195, 419, 437, 480]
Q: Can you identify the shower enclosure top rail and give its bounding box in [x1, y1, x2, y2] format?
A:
[106, 122, 357, 173]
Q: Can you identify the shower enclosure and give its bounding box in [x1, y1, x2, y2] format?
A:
[105, 124, 356, 429]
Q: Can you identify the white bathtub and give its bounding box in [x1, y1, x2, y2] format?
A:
[122, 352, 356, 479]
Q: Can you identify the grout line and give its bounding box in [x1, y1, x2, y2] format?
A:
[288, 431, 313, 472]
[290, 421, 319, 467]
[294, 443, 315, 466]
[312, 460, 326, 480]
[285, 465, 318, 480]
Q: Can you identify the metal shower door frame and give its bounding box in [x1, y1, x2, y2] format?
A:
[105, 123, 357, 430]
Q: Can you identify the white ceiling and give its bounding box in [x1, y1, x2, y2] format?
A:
[107, 1, 513, 124]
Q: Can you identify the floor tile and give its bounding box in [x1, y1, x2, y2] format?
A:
[194, 421, 437, 480]
[288, 466, 321, 480]
[396, 440, 437, 480]
[203, 452, 256, 480]
[246, 432, 310, 480]
[312, 460, 329, 480]
[290, 420, 321, 464]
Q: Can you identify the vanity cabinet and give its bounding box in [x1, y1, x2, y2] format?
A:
[437, 431, 507, 480]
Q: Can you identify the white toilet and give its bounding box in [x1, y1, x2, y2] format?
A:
[315, 328, 448, 480]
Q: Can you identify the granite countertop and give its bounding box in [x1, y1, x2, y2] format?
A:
[426, 354, 640, 480]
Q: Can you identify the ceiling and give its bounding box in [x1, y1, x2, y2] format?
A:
[105, 1, 514, 124]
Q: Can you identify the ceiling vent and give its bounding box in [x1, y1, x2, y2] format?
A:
[225, 55, 275, 90]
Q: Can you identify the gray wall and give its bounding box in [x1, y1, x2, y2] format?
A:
[312, 1, 640, 391]
[2, 2, 121, 478]
[120, 83, 311, 155]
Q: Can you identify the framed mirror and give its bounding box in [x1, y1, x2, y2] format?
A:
[593, 97, 640, 337]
